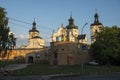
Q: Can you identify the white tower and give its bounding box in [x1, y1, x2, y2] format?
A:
[26, 20, 45, 48]
[90, 12, 103, 44]
[66, 16, 79, 42]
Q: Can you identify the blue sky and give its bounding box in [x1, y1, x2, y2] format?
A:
[0, 0, 120, 47]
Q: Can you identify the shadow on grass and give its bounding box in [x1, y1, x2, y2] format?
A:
[12, 64, 120, 76]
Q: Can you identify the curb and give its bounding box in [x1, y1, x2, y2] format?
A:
[42, 72, 120, 79]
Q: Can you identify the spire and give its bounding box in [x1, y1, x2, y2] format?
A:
[61, 24, 64, 27]
[94, 12, 99, 23]
[70, 11, 72, 19]
[66, 14, 78, 29]
[32, 18, 36, 30]
[69, 15, 74, 25]
[91, 11, 102, 26]
[29, 19, 39, 33]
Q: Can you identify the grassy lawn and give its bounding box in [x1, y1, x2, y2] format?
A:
[13, 63, 120, 76]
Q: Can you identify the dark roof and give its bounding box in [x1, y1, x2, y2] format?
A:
[66, 25, 78, 29]
[29, 20, 39, 32]
[66, 16, 78, 29]
[29, 29, 39, 32]
[91, 12, 103, 26]
[77, 34, 86, 40]
[32, 21, 36, 27]
[32, 36, 42, 39]
[90, 23, 102, 26]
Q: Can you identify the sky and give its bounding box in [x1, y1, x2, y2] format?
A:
[0, 0, 120, 47]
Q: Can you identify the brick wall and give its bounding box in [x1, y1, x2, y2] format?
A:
[49, 42, 90, 65]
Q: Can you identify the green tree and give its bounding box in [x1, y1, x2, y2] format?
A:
[90, 26, 120, 65]
[0, 6, 16, 60]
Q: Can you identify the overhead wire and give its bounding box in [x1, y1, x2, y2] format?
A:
[8, 17, 52, 42]
[8, 17, 31, 25]
[9, 21, 29, 29]
[8, 18, 52, 37]
[8, 17, 52, 30]
[9, 21, 51, 37]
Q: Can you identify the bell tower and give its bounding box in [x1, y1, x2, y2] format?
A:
[29, 20, 39, 39]
[66, 15, 79, 42]
[27, 20, 45, 48]
[90, 12, 103, 43]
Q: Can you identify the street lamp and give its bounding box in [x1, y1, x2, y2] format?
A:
[81, 23, 88, 34]
[81, 22, 87, 73]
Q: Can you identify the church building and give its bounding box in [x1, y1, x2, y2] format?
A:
[49, 16, 89, 65]
[52, 16, 87, 43]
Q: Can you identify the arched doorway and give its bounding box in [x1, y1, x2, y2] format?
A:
[67, 55, 73, 65]
[53, 52, 57, 65]
[28, 56, 33, 63]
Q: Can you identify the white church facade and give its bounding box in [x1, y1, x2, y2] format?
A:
[52, 16, 87, 44]
[25, 20, 45, 48]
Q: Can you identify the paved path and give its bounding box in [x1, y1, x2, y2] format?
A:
[0, 72, 120, 80]
[51, 73, 120, 80]
[0, 64, 29, 76]
[3, 64, 29, 71]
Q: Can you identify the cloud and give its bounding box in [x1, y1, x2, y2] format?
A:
[19, 35, 28, 39]
[15, 35, 28, 47]
[16, 35, 51, 47]
[44, 36, 51, 42]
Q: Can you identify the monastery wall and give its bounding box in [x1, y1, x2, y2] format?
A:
[49, 42, 90, 65]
